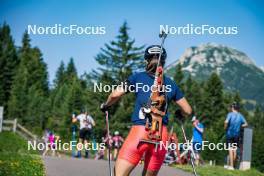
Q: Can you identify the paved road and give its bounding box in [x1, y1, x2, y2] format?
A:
[43, 156, 193, 176]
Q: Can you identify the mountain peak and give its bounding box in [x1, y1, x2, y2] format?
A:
[166, 43, 264, 107]
[177, 43, 255, 68]
[260, 66, 264, 72]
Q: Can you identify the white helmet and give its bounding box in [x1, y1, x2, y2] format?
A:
[191, 116, 196, 122]
[114, 131, 119, 136]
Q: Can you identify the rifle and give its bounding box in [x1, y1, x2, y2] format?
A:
[140, 32, 168, 145]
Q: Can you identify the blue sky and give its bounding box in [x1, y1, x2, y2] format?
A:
[0, 0, 263, 82]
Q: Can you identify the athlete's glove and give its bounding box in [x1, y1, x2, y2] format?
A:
[175, 109, 184, 122]
[100, 103, 109, 113]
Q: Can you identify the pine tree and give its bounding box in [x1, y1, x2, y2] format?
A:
[94, 21, 144, 82]
[202, 73, 225, 131]
[252, 105, 264, 129]
[0, 23, 18, 113]
[7, 32, 49, 133]
[66, 58, 77, 82]
[89, 22, 145, 136]
[251, 105, 264, 172]
[49, 84, 68, 129]
[53, 61, 66, 87]
[173, 64, 184, 91]
[184, 75, 193, 101]
[49, 59, 86, 139]
[199, 74, 227, 164]
[252, 129, 264, 172]
[8, 32, 32, 119]
[190, 80, 204, 117]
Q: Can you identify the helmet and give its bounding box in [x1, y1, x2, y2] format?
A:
[114, 131, 119, 136]
[144, 45, 167, 64]
[231, 102, 240, 110]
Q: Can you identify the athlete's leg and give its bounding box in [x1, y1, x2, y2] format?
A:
[142, 151, 159, 176]
[113, 148, 116, 159]
[78, 128, 84, 148]
[193, 143, 200, 166]
[233, 148, 237, 166]
[143, 126, 168, 175]
[84, 139, 89, 158]
[142, 152, 159, 176]
[142, 151, 162, 176]
[233, 138, 238, 166]
[117, 126, 148, 175]
[115, 158, 136, 176]
[114, 148, 118, 160]
[229, 148, 234, 167]
[195, 153, 200, 166]
[76, 138, 83, 157]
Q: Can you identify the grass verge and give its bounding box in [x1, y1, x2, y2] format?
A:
[0, 131, 45, 176]
[174, 164, 264, 176]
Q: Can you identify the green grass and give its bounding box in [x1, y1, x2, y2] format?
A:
[174, 164, 264, 176]
[0, 131, 45, 176]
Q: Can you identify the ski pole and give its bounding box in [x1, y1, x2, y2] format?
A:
[180, 122, 198, 176]
[105, 111, 112, 176]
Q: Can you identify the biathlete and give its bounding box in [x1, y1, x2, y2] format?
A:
[100, 45, 192, 176]
[113, 131, 124, 160]
[191, 116, 204, 166]
[72, 109, 95, 158]
[224, 102, 247, 170]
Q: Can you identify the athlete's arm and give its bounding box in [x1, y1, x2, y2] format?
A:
[241, 120, 248, 128]
[224, 114, 230, 129]
[195, 125, 204, 133]
[224, 120, 228, 129]
[72, 114, 78, 123]
[105, 86, 126, 107]
[91, 117, 96, 126]
[72, 118, 77, 123]
[241, 123, 248, 127]
[175, 97, 192, 116]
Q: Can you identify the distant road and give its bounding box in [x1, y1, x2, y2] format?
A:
[43, 156, 193, 176]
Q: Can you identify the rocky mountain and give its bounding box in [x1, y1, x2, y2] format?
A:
[166, 43, 264, 107]
[260, 66, 264, 72]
